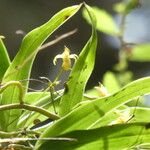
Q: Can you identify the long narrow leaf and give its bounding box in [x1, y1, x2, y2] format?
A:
[59, 4, 97, 116]
[24, 92, 50, 104]
[0, 38, 10, 81]
[93, 107, 150, 128]
[35, 77, 150, 148]
[36, 123, 150, 150]
[0, 4, 81, 131]
[17, 92, 62, 128]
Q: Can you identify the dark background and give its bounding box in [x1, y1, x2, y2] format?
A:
[0, 0, 150, 89]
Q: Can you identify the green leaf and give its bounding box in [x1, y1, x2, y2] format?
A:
[0, 38, 10, 82]
[17, 92, 50, 128]
[129, 44, 150, 62]
[83, 6, 118, 35]
[35, 77, 150, 148]
[17, 91, 62, 128]
[93, 106, 150, 128]
[0, 4, 81, 131]
[103, 71, 120, 94]
[87, 78, 150, 129]
[24, 92, 49, 104]
[130, 107, 150, 123]
[125, 0, 140, 14]
[113, 0, 140, 14]
[36, 123, 150, 150]
[59, 4, 97, 116]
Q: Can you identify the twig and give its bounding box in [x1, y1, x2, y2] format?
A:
[0, 137, 77, 143]
[118, 14, 126, 47]
[39, 28, 78, 51]
[0, 103, 60, 120]
[115, 12, 128, 71]
[0, 130, 40, 138]
[8, 144, 33, 150]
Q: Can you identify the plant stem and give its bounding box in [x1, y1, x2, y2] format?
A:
[0, 81, 24, 104]
[39, 29, 77, 51]
[115, 12, 128, 72]
[8, 144, 33, 150]
[118, 13, 126, 47]
[118, 13, 126, 59]
[53, 69, 63, 83]
[0, 130, 40, 138]
[49, 87, 57, 114]
[0, 103, 60, 120]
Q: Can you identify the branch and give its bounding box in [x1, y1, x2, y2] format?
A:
[0, 103, 60, 120]
[39, 28, 78, 51]
[0, 130, 40, 138]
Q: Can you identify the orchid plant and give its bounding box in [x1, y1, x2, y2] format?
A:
[0, 1, 150, 150]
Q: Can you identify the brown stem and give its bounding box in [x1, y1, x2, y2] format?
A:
[0, 103, 60, 120]
[39, 28, 78, 51]
[0, 130, 40, 138]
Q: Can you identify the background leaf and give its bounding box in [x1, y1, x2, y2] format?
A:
[83, 6, 118, 35]
[0, 4, 81, 131]
[129, 44, 150, 62]
[103, 71, 120, 94]
[59, 4, 97, 116]
[113, 0, 140, 14]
